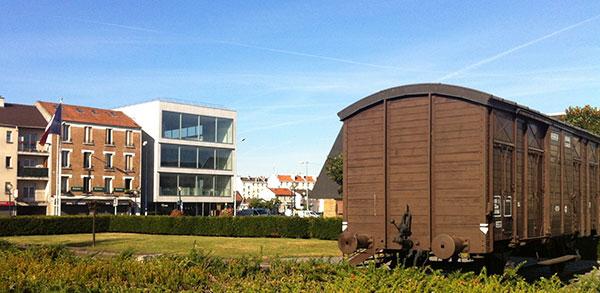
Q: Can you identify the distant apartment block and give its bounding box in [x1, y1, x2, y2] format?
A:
[36, 102, 142, 215]
[0, 97, 51, 216]
[117, 100, 236, 216]
[267, 174, 315, 193]
[235, 176, 269, 199]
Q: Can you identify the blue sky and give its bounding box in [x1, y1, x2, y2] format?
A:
[2, 1, 600, 176]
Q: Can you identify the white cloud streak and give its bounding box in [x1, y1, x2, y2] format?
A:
[47, 15, 442, 74]
[48, 15, 164, 34]
[437, 13, 600, 82]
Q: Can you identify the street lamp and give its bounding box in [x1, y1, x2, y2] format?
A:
[290, 181, 298, 214]
[5, 183, 14, 217]
[141, 140, 148, 216]
[299, 161, 310, 211]
[177, 186, 183, 212]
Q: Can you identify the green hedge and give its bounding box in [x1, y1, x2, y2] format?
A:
[0, 216, 342, 240]
[0, 216, 110, 236]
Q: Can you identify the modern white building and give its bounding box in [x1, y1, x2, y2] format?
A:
[117, 99, 236, 216]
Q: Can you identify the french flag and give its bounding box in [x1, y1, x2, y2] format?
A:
[40, 103, 63, 146]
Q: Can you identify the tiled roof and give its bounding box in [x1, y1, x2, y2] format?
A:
[270, 188, 294, 197]
[294, 176, 315, 183]
[38, 101, 140, 129]
[0, 103, 47, 129]
[240, 176, 267, 182]
[277, 175, 294, 182]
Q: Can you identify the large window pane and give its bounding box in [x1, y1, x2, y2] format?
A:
[196, 174, 214, 196]
[162, 111, 180, 139]
[198, 147, 215, 169]
[160, 144, 179, 167]
[159, 173, 177, 195]
[180, 146, 197, 168]
[216, 118, 233, 144]
[215, 176, 232, 197]
[216, 149, 232, 170]
[181, 114, 199, 140]
[199, 116, 216, 142]
[179, 174, 197, 196]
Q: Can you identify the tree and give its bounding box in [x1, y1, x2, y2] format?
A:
[563, 105, 600, 135]
[325, 154, 343, 196]
[248, 198, 281, 211]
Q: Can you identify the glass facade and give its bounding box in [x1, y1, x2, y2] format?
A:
[160, 144, 231, 170]
[159, 174, 177, 196]
[198, 147, 215, 169]
[199, 116, 216, 142]
[160, 144, 179, 167]
[181, 113, 199, 140]
[216, 118, 233, 144]
[161, 111, 233, 144]
[162, 111, 180, 139]
[180, 146, 197, 168]
[159, 173, 231, 197]
[216, 149, 232, 170]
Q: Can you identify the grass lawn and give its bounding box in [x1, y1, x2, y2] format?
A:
[0, 233, 340, 258]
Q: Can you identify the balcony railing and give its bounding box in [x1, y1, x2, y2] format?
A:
[18, 145, 48, 153]
[17, 167, 49, 178]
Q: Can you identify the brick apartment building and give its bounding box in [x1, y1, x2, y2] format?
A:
[0, 97, 51, 216]
[36, 102, 142, 215]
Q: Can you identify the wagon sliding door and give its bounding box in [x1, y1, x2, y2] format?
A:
[527, 151, 544, 237]
[492, 111, 515, 241]
[565, 136, 582, 234]
[589, 143, 599, 234]
[526, 123, 545, 238]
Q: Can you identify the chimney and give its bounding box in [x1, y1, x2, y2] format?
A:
[0, 96, 4, 107]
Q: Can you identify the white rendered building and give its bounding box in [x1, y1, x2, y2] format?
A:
[117, 99, 236, 216]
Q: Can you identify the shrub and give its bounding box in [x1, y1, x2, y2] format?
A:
[0, 216, 342, 240]
[0, 245, 568, 292]
[0, 216, 110, 236]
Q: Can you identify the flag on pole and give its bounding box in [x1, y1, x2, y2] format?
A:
[40, 103, 62, 146]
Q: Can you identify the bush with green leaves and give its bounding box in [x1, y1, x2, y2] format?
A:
[0, 243, 587, 292]
[0, 215, 342, 240]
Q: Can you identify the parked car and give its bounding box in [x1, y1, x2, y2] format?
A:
[294, 210, 320, 218]
[237, 208, 272, 216]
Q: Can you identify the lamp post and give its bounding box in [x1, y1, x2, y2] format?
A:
[177, 186, 183, 212]
[141, 140, 148, 216]
[290, 181, 298, 214]
[6, 183, 14, 217]
[299, 161, 310, 211]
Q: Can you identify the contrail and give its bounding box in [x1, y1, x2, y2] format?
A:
[213, 40, 438, 73]
[48, 15, 442, 74]
[48, 15, 164, 34]
[437, 13, 600, 82]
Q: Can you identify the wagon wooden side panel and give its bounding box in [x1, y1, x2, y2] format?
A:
[385, 96, 431, 251]
[431, 96, 488, 254]
[344, 104, 386, 249]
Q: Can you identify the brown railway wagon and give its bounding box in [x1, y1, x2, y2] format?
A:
[338, 83, 599, 271]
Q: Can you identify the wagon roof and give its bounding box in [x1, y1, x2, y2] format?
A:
[338, 83, 600, 142]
